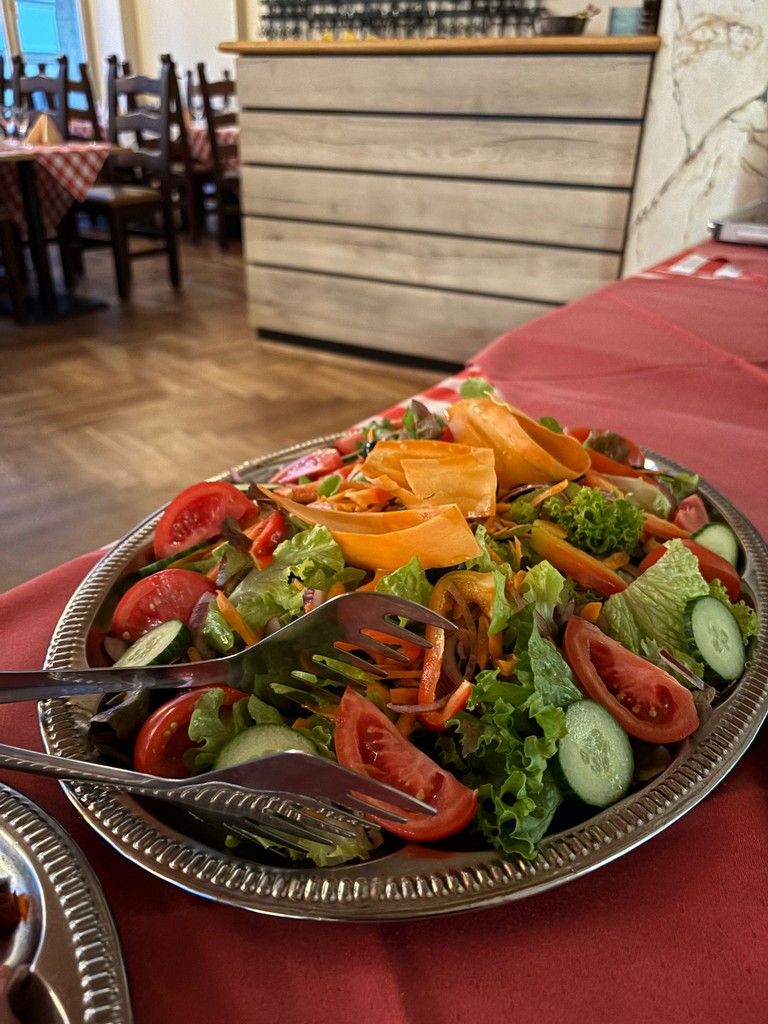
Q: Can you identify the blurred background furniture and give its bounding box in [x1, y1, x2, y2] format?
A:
[11, 53, 68, 137]
[190, 62, 240, 250]
[227, 35, 660, 362]
[73, 54, 181, 300]
[0, 211, 28, 324]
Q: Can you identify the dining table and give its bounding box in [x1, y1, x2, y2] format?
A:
[186, 120, 240, 170]
[0, 236, 766, 1023]
[0, 139, 112, 321]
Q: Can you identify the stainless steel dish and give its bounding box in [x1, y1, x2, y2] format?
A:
[0, 782, 132, 1022]
[41, 436, 768, 921]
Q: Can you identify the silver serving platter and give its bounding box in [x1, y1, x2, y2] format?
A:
[0, 782, 132, 1021]
[41, 436, 768, 921]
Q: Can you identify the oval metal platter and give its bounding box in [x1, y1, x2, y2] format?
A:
[0, 782, 132, 1022]
[41, 436, 768, 921]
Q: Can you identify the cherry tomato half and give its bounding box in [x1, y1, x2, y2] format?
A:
[638, 539, 740, 603]
[563, 617, 699, 744]
[154, 481, 256, 559]
[334, 689, 478, 842]
[134, 686, 246, 778]
[111, 568, 215, 643]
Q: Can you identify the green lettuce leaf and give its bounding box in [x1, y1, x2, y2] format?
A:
[374, 556, 433, 608]
[548, 486, 644, 556]
[184, 688, 256, 773]
[603, 539, 709, 672]
[435, 653, 569, 860]
[521, 559, 565, 628]
[230, 525, 364, 630]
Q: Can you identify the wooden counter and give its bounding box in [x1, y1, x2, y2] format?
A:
[225, 36, 660, 363]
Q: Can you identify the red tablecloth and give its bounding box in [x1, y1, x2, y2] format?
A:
[0, 141, 110, 236]
[0, 239, 767, 1023]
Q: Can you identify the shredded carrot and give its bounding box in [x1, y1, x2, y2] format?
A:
[580, 601, 603, 623]
[381, 669, 423, 681]
[530, 479, 569, 508]
[205, 561, 222, 582]
[356, 570, 390, 592]
[167, 542, 218, 569]
[476, 615, 490, 670]
[292, 717, 311, 730]
[512, 535, 523, 570]
[389, 686, 420, 704]
[187, 647, 202, 662]
[215, 590, 260, 646]
[326, 581, 346, 600]
[492, 655, 519, 676]
[395, 714, 418, 738]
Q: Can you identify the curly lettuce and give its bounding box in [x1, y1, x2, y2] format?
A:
[548, 486, 644, 556]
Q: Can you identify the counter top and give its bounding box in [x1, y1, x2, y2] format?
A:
[220, 35, 661, 56]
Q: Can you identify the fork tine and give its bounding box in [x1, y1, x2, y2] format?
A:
[222, 819, 321, 854]
[362, 593, 459, 633]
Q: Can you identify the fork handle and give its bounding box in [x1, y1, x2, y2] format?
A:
[0, 662, 228, 703]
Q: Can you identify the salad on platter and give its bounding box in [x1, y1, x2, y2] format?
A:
[88, 379, 760, 867]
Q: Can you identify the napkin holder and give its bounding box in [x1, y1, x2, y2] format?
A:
[25, 112, 63, 145]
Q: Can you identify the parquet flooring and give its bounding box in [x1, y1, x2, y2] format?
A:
[0, 238, 450, 593]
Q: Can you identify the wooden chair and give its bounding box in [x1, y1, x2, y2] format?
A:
[11, 54, 68, 137]
[0, 213, 28, 324]
[71, 54, 181, 300]
[196, 63, 240, 250]
[64, 62, 102, 140]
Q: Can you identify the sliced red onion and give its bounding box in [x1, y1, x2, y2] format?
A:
[104, 636, 129, 663]
[387, 692, 453, 715]
[265, 616, 282, 636]
[504, 482, 549, 500]
[228, 468, 245, 483]
[188, 592, 216, 658]
[303, 588, 326, 612]
[659, 649, 706, 689]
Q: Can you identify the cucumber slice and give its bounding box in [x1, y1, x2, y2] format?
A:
[684, 594, 745, 682]
[137, 540, 212, 578]
[691, 522, 739, 567]
[557, 700, 634, 808]
[113, 620, 190, 667]
[214, 724, 319, 770]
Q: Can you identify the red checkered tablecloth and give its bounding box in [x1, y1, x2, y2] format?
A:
[187, 123, 240, 170]
[0, 142, 111, 237]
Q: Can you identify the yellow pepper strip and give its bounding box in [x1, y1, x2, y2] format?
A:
[512, 535, 523, 570]
[396, 714, 418, 738]
[579, 601, 603, 623]
[325, 581, 346, 600]
[187, 647, 202, 662]
[493, 655, 519, 676]
[530, 479, 569, 508]
[489, 631, 504, 660]
[215, 590, 261, 646]
[476, 614, 490, 670]
[512, 569, 528, 592]
[389, 686, 420, 704]
[601, 552, 630, 571]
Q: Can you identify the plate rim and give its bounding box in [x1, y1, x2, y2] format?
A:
[0, 781, 133, 1021]
[40, 438, 768, 921]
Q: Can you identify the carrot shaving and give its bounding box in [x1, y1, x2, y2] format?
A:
[476, 615, 490, 670]
[512, 535, 523, 569]
[489, 631, 504, 659]
[492, 655, 519, 675]
[512, 569, 528, 592]
[530, 479, 569, 508]
[215, 590, 260, 646]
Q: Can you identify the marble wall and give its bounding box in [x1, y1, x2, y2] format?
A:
[623, 0, 768, 273]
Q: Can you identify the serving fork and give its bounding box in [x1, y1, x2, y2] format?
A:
[0, 745, 434, 852]
[0, 593, 454, 851]
[0, 591, 456, 703]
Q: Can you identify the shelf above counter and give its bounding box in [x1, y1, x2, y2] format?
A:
[219, 35, 661, 56]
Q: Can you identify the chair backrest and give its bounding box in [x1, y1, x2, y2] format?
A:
[11, 54, 68, 136]
[105, 53, 191, 194]
[197, 63, 238, 178]
[65, 62, 102, 140]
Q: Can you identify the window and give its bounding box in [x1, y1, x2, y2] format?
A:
[1, 0, 86, 74]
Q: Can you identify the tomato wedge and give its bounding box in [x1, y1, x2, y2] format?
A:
[638, 540, 741, 602]
[334, 689, 478, 842]
[563, 617, 699, 744]
[134, 686, 246, 778]
[112, 568, 215, 643]
[154, 481, 256, 559]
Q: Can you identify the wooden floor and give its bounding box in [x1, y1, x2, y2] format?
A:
[0, 237, 448, 593]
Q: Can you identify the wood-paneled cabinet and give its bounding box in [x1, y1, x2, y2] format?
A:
[226, 37, 659, 363]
